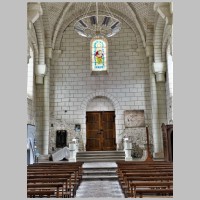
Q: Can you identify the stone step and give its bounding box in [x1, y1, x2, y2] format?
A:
[77, 158, 124, 162]
[77, 156, 125, 159]
[82, 175, 118, 181]
[83, 168, 117, 171]
[83, 171, 117, 176]
[77, 151, 125, 156]
[77, 154, 124, 157]
[83, 168, 117, 172]
[77, 151, 125, 162]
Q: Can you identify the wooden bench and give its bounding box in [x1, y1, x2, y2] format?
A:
[121, 176, 173, 196]
[116, 161, 173, 198]
[129, 181, 173, 198]
[27, 183, 64, 198]
[27, 162, 84, 197]
[27, 190, 56, 198]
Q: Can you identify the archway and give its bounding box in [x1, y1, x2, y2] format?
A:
[81, 92, 121, 151]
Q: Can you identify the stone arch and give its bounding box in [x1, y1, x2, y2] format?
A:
[27, 23, 39, 65]
[86, 96, 115, 112]
[34, 17, 46, 64]
[161, 24, 172, 62]
[154, 15, 165, 62]
[81, 91, 120, 112]
[41, 3, 52, 48]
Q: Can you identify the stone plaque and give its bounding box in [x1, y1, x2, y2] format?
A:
[124, 110, 145, 127]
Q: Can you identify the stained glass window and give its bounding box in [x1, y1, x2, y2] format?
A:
[91, 37, 108, 72]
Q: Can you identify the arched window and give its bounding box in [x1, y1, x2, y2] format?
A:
[91, 37, 108, 73]
[27, 47, 34, 99]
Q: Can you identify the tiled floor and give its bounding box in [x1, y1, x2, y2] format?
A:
[75, 162, 125, 198]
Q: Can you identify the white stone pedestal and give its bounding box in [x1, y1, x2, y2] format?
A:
[72, 138, 79, 153]
[123, 139, 133, 161]
[125, 149, 133, 161]
[69, 142, 76, 162]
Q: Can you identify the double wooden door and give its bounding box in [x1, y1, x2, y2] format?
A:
[86, 111, 116, 151]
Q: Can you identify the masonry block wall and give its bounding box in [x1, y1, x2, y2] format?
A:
[49, 21, 152, 151]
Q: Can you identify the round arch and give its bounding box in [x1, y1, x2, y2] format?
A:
[80, 91, 122, 150]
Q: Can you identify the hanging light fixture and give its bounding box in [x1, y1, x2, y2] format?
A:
[74, 2, 121, 38]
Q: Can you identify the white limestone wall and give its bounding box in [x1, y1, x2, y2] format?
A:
[50, 21, 152, 150]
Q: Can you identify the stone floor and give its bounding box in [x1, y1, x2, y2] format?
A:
[75, 162, 125, 198]
[75, 180, 125, 198]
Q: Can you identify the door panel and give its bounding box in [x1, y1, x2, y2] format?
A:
[86, 111, 116, 151]
[86, 112, 102, 151]
[102, 112, 116, 150]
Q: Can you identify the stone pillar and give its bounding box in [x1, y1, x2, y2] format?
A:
[153, 62, 168, 158]
[41, 48, 52, 155]
[146, 46, 164, 159]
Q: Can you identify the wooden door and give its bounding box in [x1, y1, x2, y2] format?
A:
[86, 111, 116, 151]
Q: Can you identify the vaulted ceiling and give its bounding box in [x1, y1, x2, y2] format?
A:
[27, 2, 173, 62]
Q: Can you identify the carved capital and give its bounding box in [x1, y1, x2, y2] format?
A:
[152, 62, 167, 82]
[27, 3, 43, 24]
[35, 64, 47, 84]
[154, 2, 172, 25]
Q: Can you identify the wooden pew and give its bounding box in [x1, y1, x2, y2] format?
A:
[27, 170, 80, 197]
[27, 190, 55, 198]
[28, 173, 76, 197]
[116, 161, 173, 198]
[130, 181, 173, 198]
[27, 162, 84, 197]
[27, 183, 64, 198]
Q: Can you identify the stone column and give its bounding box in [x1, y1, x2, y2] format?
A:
[146, 46, 165, 159]
[41, 48, 52, 155]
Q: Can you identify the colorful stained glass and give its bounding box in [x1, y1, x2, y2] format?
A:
[91, 38, 108, 71]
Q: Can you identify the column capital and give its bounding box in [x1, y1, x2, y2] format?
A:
[152, 62, 167, 82]
[27, 3, 43, 24]
[35, 64, 47, 84]
[154, 2, 172, 25]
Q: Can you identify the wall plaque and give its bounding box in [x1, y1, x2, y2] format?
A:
[124, 110, 145, 127]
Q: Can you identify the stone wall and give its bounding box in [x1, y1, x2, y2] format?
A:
[49, 20, 152, 151]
